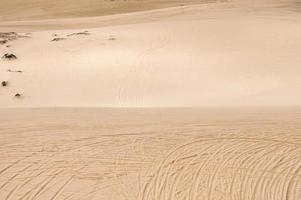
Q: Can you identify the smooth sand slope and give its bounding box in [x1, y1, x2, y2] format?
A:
[1, 1, 301, 107]
[1, 1, 301, 200]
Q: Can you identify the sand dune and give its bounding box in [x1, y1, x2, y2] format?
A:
[1, 1, 301, 199]
[1, 1, 301, 107]
[0, 0, 217, 21]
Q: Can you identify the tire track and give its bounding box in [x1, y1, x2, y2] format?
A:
[286, 164, 301, 200]
[50, 175, 74, 200]
[117, 28, 172, 107]
[141, 137, 301, 200]
[30, 169, 65, 200]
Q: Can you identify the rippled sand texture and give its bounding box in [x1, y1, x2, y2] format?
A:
[0, 108, 301, 200]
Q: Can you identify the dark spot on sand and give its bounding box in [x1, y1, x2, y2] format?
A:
[14, 93, 22, 98]
[2, 53, 17, 60]
[7, 69, 22, 73]
[0, 32, 18, 39]
[108, 36, 116, 41]
[1, 81, 8, 87]
[51, 38, 66, 42]
[0, 32, 30, 42]
[0, 40, 8, 45]
[67, 31, 90, 37]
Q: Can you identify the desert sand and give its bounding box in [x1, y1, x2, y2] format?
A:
[1, 108, 301, 200]
[0, 0, 301, 199]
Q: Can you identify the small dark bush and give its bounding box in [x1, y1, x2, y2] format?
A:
[51, 38, 66, 42]
[1, 81, 7, 87]
[2, 53, 17, 60]
[0, 40, 7, 44]
[67, 31, 90, 37]
[7, 69, 22, 73]
[14, 93, 22, 98]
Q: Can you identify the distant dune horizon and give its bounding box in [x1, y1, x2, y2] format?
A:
[0, 0, 219, 22]
[0, 0, 299, 22]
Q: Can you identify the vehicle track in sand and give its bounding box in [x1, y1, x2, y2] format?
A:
[141, 137, 301, 200]
[1, 108, 301, 199]
[117, 27, 172, 107]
